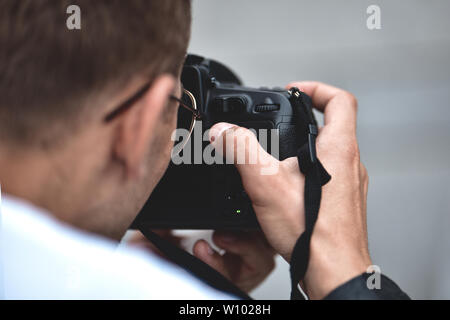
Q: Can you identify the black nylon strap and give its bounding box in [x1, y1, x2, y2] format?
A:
[289, 135, 331, 299]
[138, 227, 251, 300]
[287, 87, 332, 300]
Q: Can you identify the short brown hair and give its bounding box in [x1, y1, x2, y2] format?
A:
[0, 0, 191, 146]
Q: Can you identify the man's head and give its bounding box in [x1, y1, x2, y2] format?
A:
[0, 0, 191, 239]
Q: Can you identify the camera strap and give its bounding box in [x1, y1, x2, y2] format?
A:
[288, 88, 332, 300]
[138, 227, 252, 300]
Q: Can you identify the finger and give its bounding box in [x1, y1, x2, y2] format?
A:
[286, 81, 358, 135]
[212, 231, 275, 272]
[286, 81, 341, 111]
[192, 240, 230, 278]
[209, 122, 280, 181]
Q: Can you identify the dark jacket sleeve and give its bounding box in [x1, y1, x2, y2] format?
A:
[323, 273, 410, 300]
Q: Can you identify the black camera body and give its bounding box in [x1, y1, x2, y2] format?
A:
[132, 55, 316, 229]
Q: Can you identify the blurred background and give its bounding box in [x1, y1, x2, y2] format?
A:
[186, 0, 450, 299]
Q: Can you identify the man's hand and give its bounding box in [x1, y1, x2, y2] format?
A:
[193, 230, 276, 293]
[209, 81, 371, 299]
[127, 229, 275, 293]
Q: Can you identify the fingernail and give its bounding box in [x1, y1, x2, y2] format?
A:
[209, 122, 234, 143]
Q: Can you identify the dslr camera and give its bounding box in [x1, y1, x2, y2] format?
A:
[133, 54, 317, 229]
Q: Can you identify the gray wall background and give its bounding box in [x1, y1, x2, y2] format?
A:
[187, 0, 450, 299]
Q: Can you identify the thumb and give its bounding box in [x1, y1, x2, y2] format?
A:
[209, 122, 280, 179]
[192, 240, 230, 278]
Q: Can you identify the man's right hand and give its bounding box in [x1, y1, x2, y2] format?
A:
[209, 81, 371, 299]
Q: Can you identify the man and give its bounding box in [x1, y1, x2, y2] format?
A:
[0, 1, 407, 299]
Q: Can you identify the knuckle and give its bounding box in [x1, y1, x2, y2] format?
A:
[345, 141, 360, 160]
[360, 162, 368, 178]
[338, 135, 360, 159]
[317, 136, 361, 180]
[323, 136, 359, 161]
[335, 91, 358, 115]
[360, 162, 369, 186]
[339, 91, 358, 108]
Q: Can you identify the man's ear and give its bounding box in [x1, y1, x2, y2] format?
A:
[113, 74, 176, 179]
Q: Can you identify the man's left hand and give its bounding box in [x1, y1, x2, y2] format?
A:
[127, 230, 276, 293]
[193, 230, 276, 293]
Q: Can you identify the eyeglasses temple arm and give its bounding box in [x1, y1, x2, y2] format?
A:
[169, 95, 202, 119]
